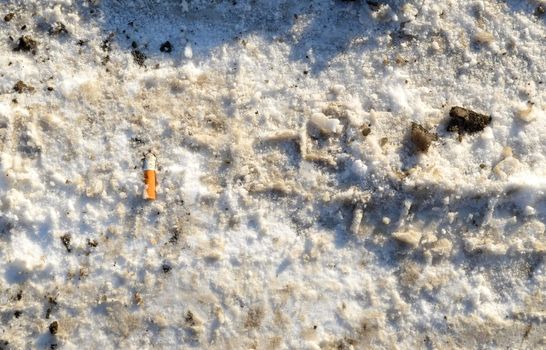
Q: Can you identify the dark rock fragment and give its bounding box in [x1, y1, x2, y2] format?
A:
[4, 13, 14, 22]
[447, 106, 491, 136]
[162, 264, 172, 273]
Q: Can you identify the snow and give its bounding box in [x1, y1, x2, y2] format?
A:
[0, 0, 545, 348]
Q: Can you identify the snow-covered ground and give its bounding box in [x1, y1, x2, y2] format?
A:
[0, 0, 545, 348]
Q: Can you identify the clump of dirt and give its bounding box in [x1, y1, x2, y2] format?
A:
[49, 321, 58, 335]
[132, 49, 146, 66]
[14, 310, 22, 318]
[60, 234, 72, 253]
[13, 35, 38, 54]
[447, 106, 491, 137]
[49, 22, 68, 35]
[410, 122, 437, 153]
[160, 41, 172, 53]
[4, 13, 15, 22]
[13, 80, 34, 93]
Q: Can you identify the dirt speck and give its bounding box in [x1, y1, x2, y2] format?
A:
[14, 310, 22, 318]
[132, 49, 146, 66]
[13, 80, 35, 93]
[13, 35, 38, 54]
[4, 13, 15, 22]
[410, 122, 437, 153]
[160, 41, 172, 53]
[60, 234, 72, 253]
[86, 238, 98, 248]
[49, 321, 58, 335]
[447, 106, 491, 137]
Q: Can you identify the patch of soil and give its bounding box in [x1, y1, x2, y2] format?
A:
[132, 49, 146, 66]
[447, 106, 491, 136]
[410, 122, 437, 153]
[13, 80, 34, 93]
[160, 41, 172, 53]
[13, 35, 38, 54]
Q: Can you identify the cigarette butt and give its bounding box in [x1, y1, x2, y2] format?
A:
[143, 152, 157, 200]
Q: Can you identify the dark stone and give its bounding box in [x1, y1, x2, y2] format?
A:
[4, 13, 14, 22]
[447, 106, 491, 136]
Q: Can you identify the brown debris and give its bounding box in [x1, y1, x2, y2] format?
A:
[13, 81, 35, 93]
[410, 122, 437, 153]
[360, 124, 371, 137]
[4, 13, 15, 22]
[447, 106, 491, 136]
[13, 35, 38, 54]
[49, 321, 58, 335]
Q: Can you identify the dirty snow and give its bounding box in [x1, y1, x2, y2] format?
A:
[0, 0, 545, 349]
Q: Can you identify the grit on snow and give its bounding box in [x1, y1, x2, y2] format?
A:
[0, 0, 545, 349]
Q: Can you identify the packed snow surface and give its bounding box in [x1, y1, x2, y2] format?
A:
[0, 0, 545, 349]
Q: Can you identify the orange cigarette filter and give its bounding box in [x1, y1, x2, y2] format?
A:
[143, 152, 157, 200]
